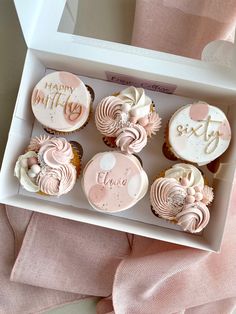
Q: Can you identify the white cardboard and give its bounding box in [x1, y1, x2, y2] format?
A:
[1, 49, 236, 252]
[2, 0, 235, 251]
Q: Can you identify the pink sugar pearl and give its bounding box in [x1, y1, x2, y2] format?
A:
[195, 192, 203, 201]
[27, 157, 38, 167]
[187, 187, 195, 196]
[186, 195, 195, 204]
[180, 178, 189, 186]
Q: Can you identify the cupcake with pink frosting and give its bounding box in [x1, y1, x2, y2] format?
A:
[150, 163, 214, 233]
[95, 86, 161, 154]
[14, 135, 82, 196]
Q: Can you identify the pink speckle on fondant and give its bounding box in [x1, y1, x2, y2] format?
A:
[59, 72, 80, 88]
[189, 103, 209, 121]
[218, 120, 231, 140]
[88, 184, 107, 204]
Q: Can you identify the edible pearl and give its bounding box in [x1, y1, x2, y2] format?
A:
[20, 159, 28, 168]
[195, 192, 203, 201]
[27, 157, 38, 167]
[122, 103, 131, 113]
[28, 169, 37, 178]
[31, 164, 41, 174]
[187, 187, 195, 196]
[194, 186, 201, 192]
[138, 117, 149, 127]
[185, 195, 195, 204]
[180, 178, 189, 186]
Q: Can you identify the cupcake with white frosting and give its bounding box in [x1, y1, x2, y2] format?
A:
[14, 135, 82, 196]
[95, 86, 161, 154]
[150, 163, 214, 233]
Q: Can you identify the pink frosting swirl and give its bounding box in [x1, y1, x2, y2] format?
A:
[37, 164, 76, 196]
[27, 135, 51, 152]
[176, 202, 210, 233]
[143, 112, 162, 137]
[115, 124, 147, 154]
[150, 177, 187, 220]
[202, 185, 214, 206]
[95, 96, 123, 137]
[38, 137, 73, 168]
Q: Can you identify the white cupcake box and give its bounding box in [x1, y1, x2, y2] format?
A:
[0, 0, 236, 252]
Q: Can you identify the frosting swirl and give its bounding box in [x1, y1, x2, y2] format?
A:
[95, 96, 123, 137]
[164, 163, 204, 189]
[150, 177, 187, 220]
[142, 112, 162, 137]
[115, 124, 147, 154]
[176, 202, 210, 233]
[27, 135, 50, 152]
[202, 185, 214, 205]
[14, 151, 40, 192]
[118, 86, 152, 119]
[37, 164, 76, 196]
[38, 137, 74, 168]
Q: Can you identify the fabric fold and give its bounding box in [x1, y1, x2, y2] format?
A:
[0, 204, 84, 314]
[10, 211, 131, 297]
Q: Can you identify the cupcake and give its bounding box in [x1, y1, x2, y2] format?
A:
[82, 151, 149, 212]
[166, 102, 231, 165]
[95, 86, 161, 154]
[150, 163, 214, 233]
[31, 71, 93, 134]
[14, 135, 82, 196]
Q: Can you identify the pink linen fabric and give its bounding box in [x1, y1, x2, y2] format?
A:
[0, 204, 86, 314]
[10, 208, 131, 297]
[3, 181, 236, 314]
[132, 0, 236, 59]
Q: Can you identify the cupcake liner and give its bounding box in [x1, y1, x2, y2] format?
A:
[103, 136, 117, 148]
[69, 142, 83, 177]
[150, 205, 177, 224]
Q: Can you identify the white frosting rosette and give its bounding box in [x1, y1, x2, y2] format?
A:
[117, 86, 152, 120]
[14, 151, 40, 192]
[164, 163, 204, 189]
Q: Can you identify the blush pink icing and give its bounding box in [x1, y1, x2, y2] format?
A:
[176, 202, 210, 233]
[37, 164, 76, 196]
[189, 102, 209, 121]
[95, 96, 123, 137]
[59, 72, 81, 88]
[27, 135, 51, 152]
[218, 119, 231, 141]
[202, 185, 214, 205]
[64, 102, 84, 125]
[82, 152, 148, 212]
[115, 124, 147, 154]
[150, 178, 187, 220]
[142, 112, 162, 137]
[38, 137, 74, 168]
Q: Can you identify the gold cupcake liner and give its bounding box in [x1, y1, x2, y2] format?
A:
[70, 142, 83, 178]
